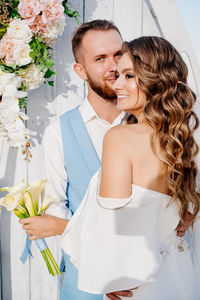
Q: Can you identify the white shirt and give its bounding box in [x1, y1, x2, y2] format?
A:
[42, 99, 126, 219]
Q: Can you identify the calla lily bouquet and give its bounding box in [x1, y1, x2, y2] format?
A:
[0, 179, 61, 276]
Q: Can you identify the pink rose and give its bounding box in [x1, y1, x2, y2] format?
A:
[18, 0, 41, 24]
[29, 15, 48, 34]
[41, 0, 64, 24]
[0, 34, 15, 65]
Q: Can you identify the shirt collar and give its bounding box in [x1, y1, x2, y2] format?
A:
[79, 98, 99, 123]
[79, 98, 127, 125]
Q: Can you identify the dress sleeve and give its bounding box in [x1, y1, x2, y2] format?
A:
[60, 171, 167, 294]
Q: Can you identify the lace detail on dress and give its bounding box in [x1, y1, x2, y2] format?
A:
[160, 236, 189, 260]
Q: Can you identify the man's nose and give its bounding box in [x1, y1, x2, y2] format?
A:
[107, 57, 118, 72]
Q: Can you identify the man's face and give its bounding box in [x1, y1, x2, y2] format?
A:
[80, 29, 123, 101]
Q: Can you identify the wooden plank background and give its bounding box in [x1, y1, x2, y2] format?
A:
[0, 0, 199, 299]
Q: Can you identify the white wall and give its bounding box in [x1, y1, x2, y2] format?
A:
[0, 1, 199, 299]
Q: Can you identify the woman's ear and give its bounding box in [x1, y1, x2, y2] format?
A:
[73, 63, 87, 80]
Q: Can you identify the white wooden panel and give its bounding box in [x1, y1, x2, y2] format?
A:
[114, 0, 142, 40]
[0, 144, 29, 300]
[85, 0, 114, 21]
[10, 214, 30, 300]
[143, 0, 161, 36]
[181, 52, 199, 95]
[149, 0, 200, 95]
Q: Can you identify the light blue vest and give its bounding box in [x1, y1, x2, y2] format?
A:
[59, 106, 103, 300]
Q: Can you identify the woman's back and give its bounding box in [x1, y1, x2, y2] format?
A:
[99, 123, 169, 198]
[124, 123, 169, 195]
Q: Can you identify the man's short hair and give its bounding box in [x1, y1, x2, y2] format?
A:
[72, 19, 122, 62]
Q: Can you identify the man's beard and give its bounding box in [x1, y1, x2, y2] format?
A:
[86, 72, 117, 101]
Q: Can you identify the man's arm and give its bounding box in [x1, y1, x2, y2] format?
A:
[20, 120, 70, 239]
[41, 120, 70, 219]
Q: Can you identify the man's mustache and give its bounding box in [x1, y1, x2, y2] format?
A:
[105, 72, 118, 80]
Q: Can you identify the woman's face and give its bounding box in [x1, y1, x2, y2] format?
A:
[113, 52, 146, 120]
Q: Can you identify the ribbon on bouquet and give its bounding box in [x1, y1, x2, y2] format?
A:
[20, 235, 47, 263]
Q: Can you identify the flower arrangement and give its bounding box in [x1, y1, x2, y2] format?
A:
[0, 0, 79, 151]
[0, 179, 61, 276]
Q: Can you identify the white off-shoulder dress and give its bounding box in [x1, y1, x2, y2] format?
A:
[60, 171, 200, 300]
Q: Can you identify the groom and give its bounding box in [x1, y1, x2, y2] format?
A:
[20, 19, 133, 300]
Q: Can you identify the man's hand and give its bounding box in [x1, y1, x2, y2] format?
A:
[19, 214, 68, 240]
[106, 289, 136, 299]
[176, 211, 193, 237]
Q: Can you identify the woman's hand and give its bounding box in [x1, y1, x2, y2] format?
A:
[106, 288, 138, 299]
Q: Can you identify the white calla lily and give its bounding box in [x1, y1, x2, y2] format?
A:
[0, 179, 26, 194]
[0, 191, 23, 211]
[26, 179, 47, 214]
[24, 191, 37, 216]
[0, 177, 60, 276]
[39, 194, 59, 214]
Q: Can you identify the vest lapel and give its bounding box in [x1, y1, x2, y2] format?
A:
[68, 108, 101, 176]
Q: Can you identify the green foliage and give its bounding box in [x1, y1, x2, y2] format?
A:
[62, 0, 81, 23]
[19, 83, 27, 91]
[47, 81, 54, 87]
[12, 0, 19, 6]
[29, 36, 55, 73]
[10, 8, 20, 19]
[15, 67, 28, 76]
[0, 61, 30, 76]
[44, 69, 56, 79]
[19, 96, 28, 110]
[0, 62, 15, 73]
[0, 0, 20, 21]
[0, 25, 7, 39]
[18, 86, 28, 110]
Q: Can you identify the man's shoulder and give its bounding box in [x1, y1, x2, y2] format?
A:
[59, 105, 80, 120]
[45, 105, 80, 131]
[43, 118, 61, 140]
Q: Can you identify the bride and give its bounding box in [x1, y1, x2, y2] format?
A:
[61, 36, 200, 300]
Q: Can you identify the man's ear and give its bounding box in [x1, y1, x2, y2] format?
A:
[73, 63, 87, 80]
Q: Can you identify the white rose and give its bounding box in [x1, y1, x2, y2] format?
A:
[2, 84, 19, 100]
[13, 42, 32, 66]
[22, 64, 45, 90]
[0, 100, 31, 147]
[0, 69, 21, 95]
[0, 90, 32, 147]
[5, 119, 31, 147]
[42, 20, 65, 41]
[0, 98, 19, 123]
[7, 19, 32, 43]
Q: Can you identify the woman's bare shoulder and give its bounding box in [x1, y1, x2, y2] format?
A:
[104, 124, 135, 143]
[104, 123, 150, 144]
[101, 125, 134, 163]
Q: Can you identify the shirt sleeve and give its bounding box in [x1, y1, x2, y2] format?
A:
[41, 119, 72, 220]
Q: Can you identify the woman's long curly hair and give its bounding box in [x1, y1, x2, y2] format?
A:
[123, 36, 200, 226]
